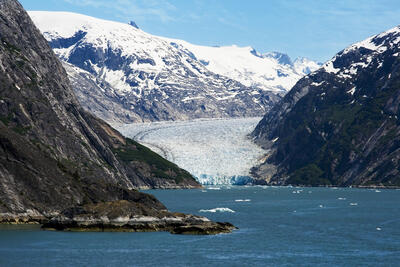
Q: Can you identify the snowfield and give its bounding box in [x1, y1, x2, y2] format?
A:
[115, 118, 266, 185]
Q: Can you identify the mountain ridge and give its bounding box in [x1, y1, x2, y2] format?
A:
[28, 11, 319, 123]
[251, 24, 400, 187]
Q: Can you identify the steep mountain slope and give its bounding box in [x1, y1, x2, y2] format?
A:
[0, 0, 201, 223]
[165, 39, 321, 94]
[28, 11, 281, 123]
[252, 25, 400, 187]
[62, 62, 144, 123]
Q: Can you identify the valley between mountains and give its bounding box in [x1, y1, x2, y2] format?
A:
[1, 0, 400, 239]
[27, 9, 400, 188]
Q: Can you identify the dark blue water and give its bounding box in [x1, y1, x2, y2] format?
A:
[1, 186, 399, 266]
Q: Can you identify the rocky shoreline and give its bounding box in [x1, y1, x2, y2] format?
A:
[251, 179, 400, 189]
[0, 200, 236, 235]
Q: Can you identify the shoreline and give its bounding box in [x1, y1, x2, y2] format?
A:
[250, 181, 400, 190]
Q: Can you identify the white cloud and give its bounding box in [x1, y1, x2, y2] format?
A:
[63, 0, 176, 23]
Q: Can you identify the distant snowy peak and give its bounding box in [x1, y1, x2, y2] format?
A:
[293, 57, 322, 75]
[28, 11, 281, 123]
[129, 21, 139, 29]
[164, 38, 321, 93]
[29, 11, 320, 96]
[261, 51, 293, 65]
[253, 23, 400, 145]
[321, 25, 400, 78]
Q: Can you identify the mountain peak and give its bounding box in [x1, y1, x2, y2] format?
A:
[263, 51, 293, 66]
[252, 23, 400, 187]
[129, 20, 139, 29]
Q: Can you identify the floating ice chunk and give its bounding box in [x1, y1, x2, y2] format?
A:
[207, 187, 221, 190]
[235, 199, 251, 202]
[338, 197, 346, 200]
[375, 190, 381, 193]
[350, 203, 358, 206]
[199, 208, 235, 213]
[376, 227, 382, 231]
[319, 205, 324, 208]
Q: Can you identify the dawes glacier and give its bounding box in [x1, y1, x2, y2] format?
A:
[28, 11, 320, 123]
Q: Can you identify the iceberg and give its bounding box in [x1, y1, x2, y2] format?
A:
[199, 208, 235, 213]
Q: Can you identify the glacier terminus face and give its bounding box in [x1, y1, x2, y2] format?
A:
[115, 118, 266, 185]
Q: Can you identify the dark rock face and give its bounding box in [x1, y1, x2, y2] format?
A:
[252, 26, 400, 187]
[0, 0, 202, 225]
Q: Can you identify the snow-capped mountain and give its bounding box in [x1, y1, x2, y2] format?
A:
[164, 39, 321, 94]
[29, 11, 318, 123]
[252, 24, 400, 187]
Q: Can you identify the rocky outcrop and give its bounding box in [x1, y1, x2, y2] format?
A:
[252, 25, 400, 188]
[42, 200, 236, 235]
[0, 0, 222, 232]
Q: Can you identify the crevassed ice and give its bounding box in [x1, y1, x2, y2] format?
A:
[115, 117, 266, 185]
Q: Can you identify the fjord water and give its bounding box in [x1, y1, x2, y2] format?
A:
[0, 187, 399, 266]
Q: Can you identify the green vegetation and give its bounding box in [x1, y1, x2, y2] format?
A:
[12, 125, 31, 135]
[16, 59, 24, 68]
[288, 164, 331, 186]
[0, 114, 12, 126]
[57, 157, 81, 181]
[113, 138, 193, 184]
[275, 79, 400, 186]
[1, 38, 21, 53]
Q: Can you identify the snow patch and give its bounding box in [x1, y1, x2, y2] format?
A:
[347, 87, 356, 95]
[323, 61, 340, 74]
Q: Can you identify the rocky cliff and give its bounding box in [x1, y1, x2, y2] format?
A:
[0, 0, 208, 228]
[252, 25, 400, 187]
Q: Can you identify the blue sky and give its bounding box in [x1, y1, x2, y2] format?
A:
[20, 0, 400, 62]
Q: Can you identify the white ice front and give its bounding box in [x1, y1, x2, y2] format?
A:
[115, 117, 266, 185]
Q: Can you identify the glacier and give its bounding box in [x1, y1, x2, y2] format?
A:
[115, 117, 266, 185]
